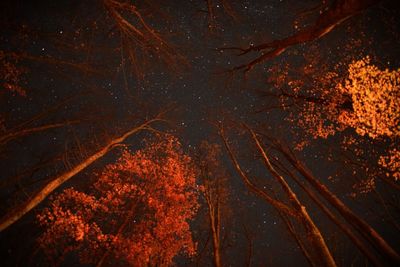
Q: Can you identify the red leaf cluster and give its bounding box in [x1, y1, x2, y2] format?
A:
[37, 135, 199, 266]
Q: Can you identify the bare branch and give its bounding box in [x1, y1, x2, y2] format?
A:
[0, 115, 165, 232]
[224, 0, 380, 74]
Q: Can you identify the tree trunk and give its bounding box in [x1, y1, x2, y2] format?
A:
[0, 117, 162, 232]
[247, 127, 337, 267]
[276, 207, 314, 267]
[278, 143, 400, 265]
[219, 129, 297, 218]
[276, 161, 384, 267]
[211, 218, 222, 267]
[205, 187, 222, 267]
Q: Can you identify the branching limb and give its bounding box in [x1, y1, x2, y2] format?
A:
[221, 0, 380, 74]
[218, 125, 298, 218]
[0, 114, 166, 232]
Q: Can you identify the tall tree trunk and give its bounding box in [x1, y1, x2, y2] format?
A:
[0, 117, 162, 232]
[219, 128, 297, 218]
[275, 206, 314, 267]
[210, 211, 222, 267]
[247, 127, 337, 267]
[277, 142, 400, 265]
[205, 186, 222, 267]
[242, 223, 253, 267]
[275, 160, 384, 267]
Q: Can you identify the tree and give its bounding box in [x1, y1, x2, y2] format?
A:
[219, 123, 337, 267]
[222, 0, 380, 74]
[221, 120, 400, 265]
[196, 141, 230, 267]
[271, 156, 384, 267]
[104, 0, 187, 80]
[272, 139, 400, 265]
[0, 0, 189, 231]
[265, 55, 400, 193]
[0, 113, 165, 232]
[336, 56, 400, 139]
[37, 134, 200, 266]
[272, 56, 400, 141]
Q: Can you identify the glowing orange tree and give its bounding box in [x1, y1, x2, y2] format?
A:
[262, 55, 400, 191]
[37, 135, 200, 266]
[337, 56, 399, 139]
[281, 56, 400, 140]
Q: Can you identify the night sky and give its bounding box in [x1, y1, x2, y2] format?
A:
[1, 0, 400, 266]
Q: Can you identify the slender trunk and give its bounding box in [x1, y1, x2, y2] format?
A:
[276, 207, 314, 267]
[276, 161, 384, 267]
[211, 219, 222, 267]
[0, 120, 80, 146]
[219, 129, 298, 218]
[195, 230, 211, 267]
[278, 143, 400, 265]
[242, 223, 253, 267]
[247, 127, 336, 267]
[0, 118, 161, 232]
[206, 190, 222, 267]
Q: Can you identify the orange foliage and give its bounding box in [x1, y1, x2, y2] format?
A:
[266, 54, 399, 194]
[337, 56, 400, 138]
[351, 177, 376, 196]
[379, 148, 400, 181]
[278, 56, 399, 140]
[37, 135, 199, 266]
[0, 50, 26, 97]
[1, 50, 27, 133]
[197, 141, 230, 211]
[275, 63, 347, 140]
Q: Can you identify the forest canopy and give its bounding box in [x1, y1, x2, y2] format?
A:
[0, 0, 399, 266]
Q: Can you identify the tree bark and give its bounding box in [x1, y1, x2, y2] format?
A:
[277, 142, 400, 265]
[276, 207, 314, 267]
[247, 126, 337, 267]
[275, 160, 384, 267]
[204, 185, 222, 267]
[219, 128, 298, 218]
[0, 117, 162, 232]
[210, 205, 222, 267]
[223, 0, 381, 73]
